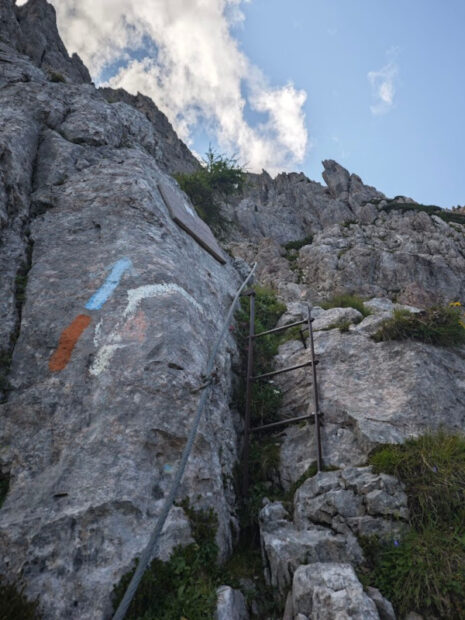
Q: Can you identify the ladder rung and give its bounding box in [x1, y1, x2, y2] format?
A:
[253, 319, 310, 339]
[250, 413, 317, 433]
[251, 360, 318, 381]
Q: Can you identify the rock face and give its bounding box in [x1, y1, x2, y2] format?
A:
[2, 2, 465, 620]
[216, 585, 249, 620]
[298, 211, 465, 304]
[274, 304, 465, 487]
[0, 4, 242, 618]
[259, 467, 407, 611]
[291, 563, 380, 619]
[3, 0, 91, 83]
[99, 87, 200, 176]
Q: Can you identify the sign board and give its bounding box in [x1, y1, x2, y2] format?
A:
[158, 181, 226, 265]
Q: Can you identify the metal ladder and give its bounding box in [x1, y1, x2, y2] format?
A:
[241, 291, 323, 497]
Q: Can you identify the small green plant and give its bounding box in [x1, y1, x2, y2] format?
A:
[361, 431, 465, 618]
[220, 545, 284, 618]
[283, 237, 311, 283]
[0, 577, 40, 619]
[0, 472, 9, 509]
[234, 286, 286, 426]
[175, 147, 245, 227]
[112, 506, 220, 619]
[320, 293, 371, 318]
[15, 274, 28, 306]
[283, 236, 313, 253]
[341, 219, 357, 228]
[336, 319, 352, 333]
[49, 71, 66, 83]
[242, 438, 283, 529]
[0, 350, 12, 399]
[372, 306, 465, 347]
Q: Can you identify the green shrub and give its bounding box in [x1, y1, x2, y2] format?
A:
[175, 147, 245, 227]
[372, 306, 465, 347]
[220, 545, 284, 618]
[361, 431, 465, 618]
[0, 577, 40, 619]
[112, 506, 219, 619]
[283, 236, 313, 253]
[320, 293, 371, 317]
[234, 286, 286, 426]
[49, 71, 66, 83]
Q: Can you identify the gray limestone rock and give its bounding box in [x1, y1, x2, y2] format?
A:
[216, 585, 249, 620]
[292, 563, 380, 619]
[312, 307, 363, 331]
[0, 14, 244, 618]
[99, 88, 200, 176]
[322, 159, 351, 201]
[274, 323, 465, 478]
[259, 502, 363, 592]
[294, 468, 408, 541]
[16, 0, 91, 84]
[298, 212, 465, 305]
[366, 586, 396, 620]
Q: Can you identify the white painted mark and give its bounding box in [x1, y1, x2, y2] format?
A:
[90, 344, 125, 376]
[123, 283, 203, 318]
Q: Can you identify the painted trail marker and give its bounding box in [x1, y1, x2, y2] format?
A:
[158, 181, 226, 265]
[85, 258, 132, 310]
[49, 257, 132, 372]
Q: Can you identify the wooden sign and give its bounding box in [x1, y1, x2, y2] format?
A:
[158, 181, 226, 265]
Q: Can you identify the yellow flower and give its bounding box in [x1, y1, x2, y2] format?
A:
[450, 301, 462, 307]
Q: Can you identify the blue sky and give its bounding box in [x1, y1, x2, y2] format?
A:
[232, 0, 465, 207]
[51, 0, 465, 208]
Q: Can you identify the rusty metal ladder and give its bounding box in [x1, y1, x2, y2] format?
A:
[241, 291, 323, 497]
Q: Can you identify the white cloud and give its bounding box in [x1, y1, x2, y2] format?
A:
[367, 60, 398, 116]
[47, 0, 308, 175]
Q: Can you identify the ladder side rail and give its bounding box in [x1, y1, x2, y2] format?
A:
[241, 291, 255, 498]
[307, 305, 323, 472]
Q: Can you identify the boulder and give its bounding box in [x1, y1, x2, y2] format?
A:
[292, 563, 380, 619]
[216, 586, 249, 620]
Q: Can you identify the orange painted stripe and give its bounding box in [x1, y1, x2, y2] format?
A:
[49, 314, 92, 372]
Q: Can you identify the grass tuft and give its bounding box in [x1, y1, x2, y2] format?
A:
[372, 306, 465, 347]
[0, 577, 40, 619]
[361, 431, 465, 618]
[320, 293, 371, 318]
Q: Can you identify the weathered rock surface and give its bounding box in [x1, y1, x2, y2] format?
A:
[2, 3, 465, 619]
[223, 170, 355, 245]
[99, 87, 200, 176]
[216, 585, 249, 620]
[298, 211, 465, 305]
[0, 5, 243, 619]
[259, 501, 363, 592]
[3, 0, 91, 83]
[294, 469, 408, 539]
[273, 309, 465, 486]
[291, 563, 380, 619]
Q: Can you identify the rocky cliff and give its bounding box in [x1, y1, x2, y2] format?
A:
[1, 2, 465, 619]
[0, 2, 241, 618]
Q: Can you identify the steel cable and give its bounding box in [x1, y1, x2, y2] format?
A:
[113, 262, 257, 620]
